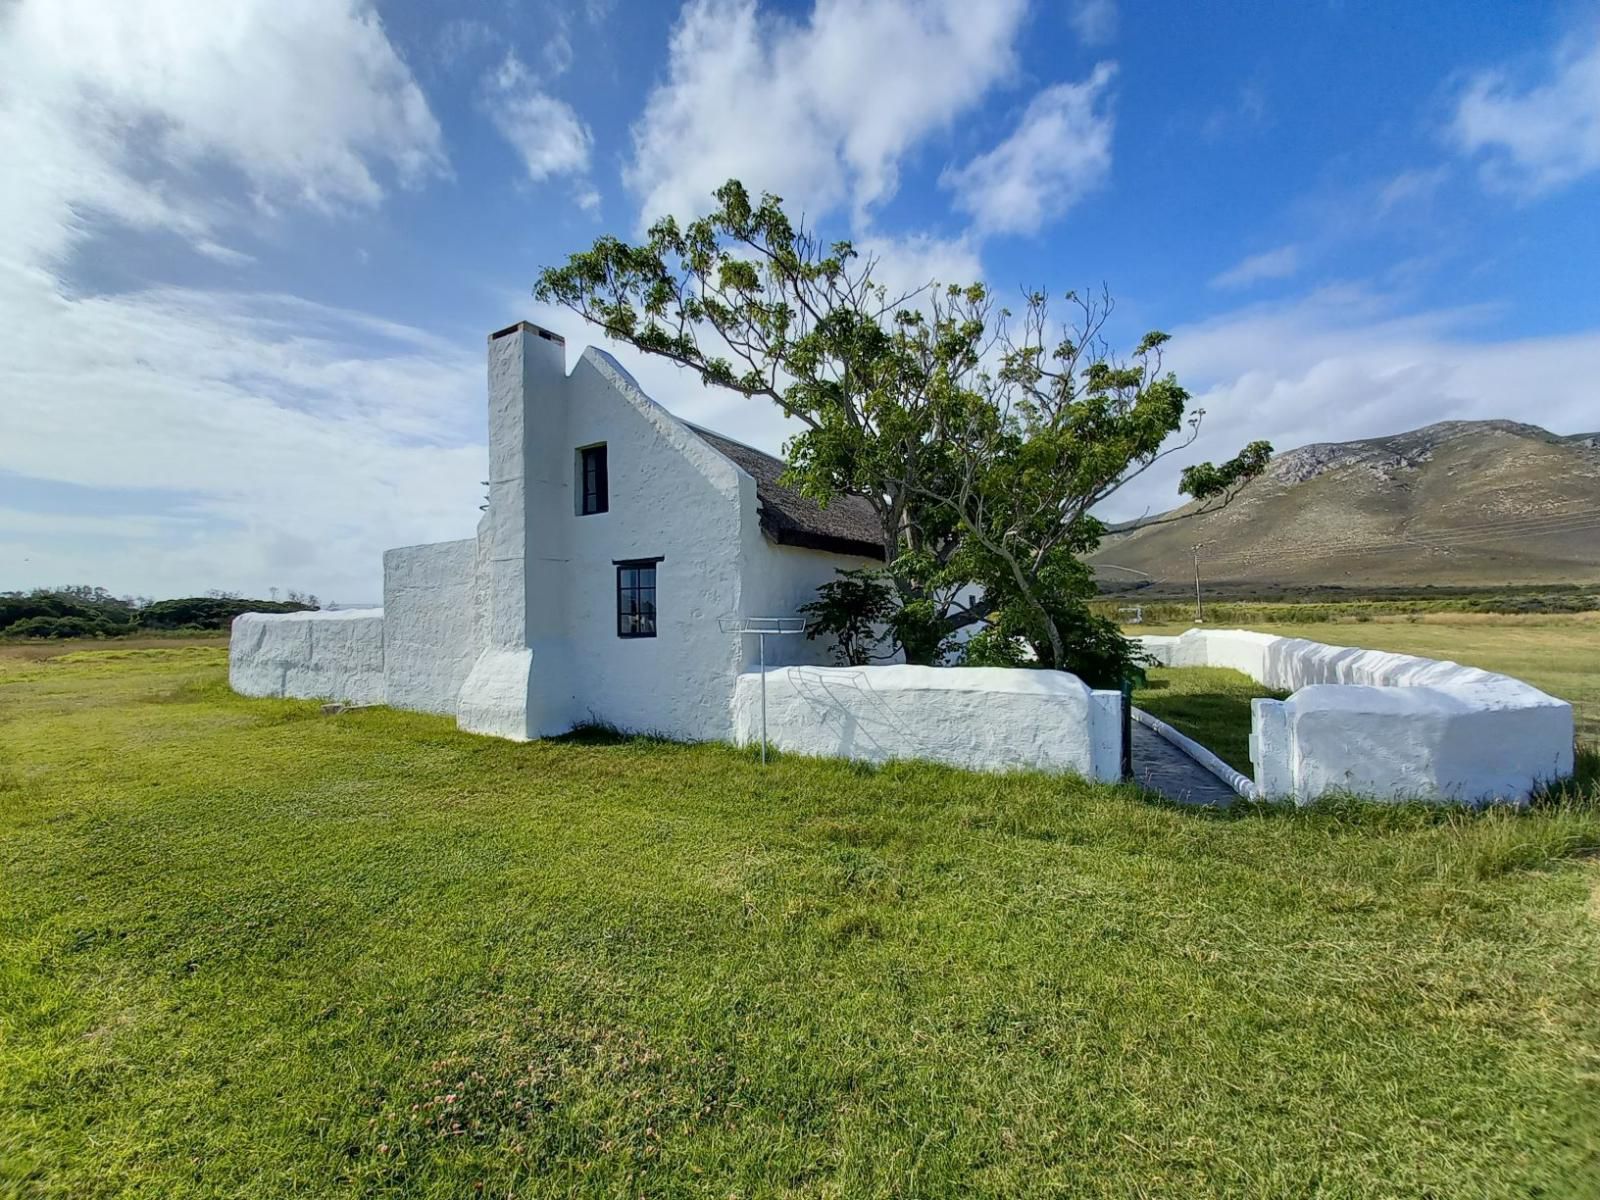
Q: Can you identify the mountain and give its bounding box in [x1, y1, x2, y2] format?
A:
[1091, 420, 1600, 589]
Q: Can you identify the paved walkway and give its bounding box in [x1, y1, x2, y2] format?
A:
[1129, 722, 1239, 806]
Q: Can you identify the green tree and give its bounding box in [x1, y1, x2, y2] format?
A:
[535, 181, 1268, 671]
[796, 569, 897, 666]
[914, 287, 1271, 670]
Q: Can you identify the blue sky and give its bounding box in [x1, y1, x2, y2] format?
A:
[2, 0, 1598, 602]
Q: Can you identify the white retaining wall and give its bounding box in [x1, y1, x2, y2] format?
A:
[733, 665, 1124, 780]
[1136, 629, 1574, 805]
[229, 609, 386, 706]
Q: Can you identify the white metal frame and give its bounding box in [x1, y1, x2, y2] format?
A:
[719, 616, 807, 764]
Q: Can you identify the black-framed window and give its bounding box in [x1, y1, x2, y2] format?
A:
[579, 445, 608, 515]
[616, 558, 660, 638]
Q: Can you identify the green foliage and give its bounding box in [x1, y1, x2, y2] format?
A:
[798, 569, 898, 665]
[0, 587, 316, 639]
[0, 585, 135, 634]
[955, 544, 1143, 686]
[3, 615, 116, 639]
[536, 181, 1270, 668]
[961, 600, 1142, 688]
[3, 647, 1599, 1196]
[957, 626, 1030, 668]
[136, 596, 312, 630]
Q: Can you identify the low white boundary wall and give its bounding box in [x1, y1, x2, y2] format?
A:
[1136, 629, 1574, 806]
[229, 610, 386, 706]
[732, 665, 1124, 780]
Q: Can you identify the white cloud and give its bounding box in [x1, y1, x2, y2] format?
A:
[194, 240, 257, 268]
[1375, 166, 1450, 215]
[482, 51, 593, 183]
[1449, 27, 1600, 196]
[855, 232, 984, 297]
[1067, 0, 1117, 47]
[0, 0, 487, 600]
[1200, 82, 1268, 142]
[436, 18, 500, 69]
[0, 0, 446, 267]
[0, 272, 485, 601]
[626, 0, 1029, 226]
[941, 64, 1116, 236]
[1097, 287, 1600, 519]
[1209, 243, 1303, 290]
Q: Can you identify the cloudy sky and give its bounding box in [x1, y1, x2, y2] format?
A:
[2, 0, 1598, 603]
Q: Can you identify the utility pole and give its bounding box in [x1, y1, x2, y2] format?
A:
[1191, 542, 1207, 624]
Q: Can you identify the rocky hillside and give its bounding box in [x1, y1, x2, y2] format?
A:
[1092, 421, 1600, 588]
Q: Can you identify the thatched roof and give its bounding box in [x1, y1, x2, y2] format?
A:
[690, 427, 885, 560]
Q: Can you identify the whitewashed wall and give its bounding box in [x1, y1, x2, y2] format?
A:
[735, 504, 885, 672]
[446, 335, 877, 743]
[734, 664, 1123, 779]
[1136, 629, 1574, 805]
[229, 609, 385, 706]
[382, 538, 481, 715]
[557, 350, 750, 740]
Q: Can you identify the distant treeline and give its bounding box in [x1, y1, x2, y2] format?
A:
[0, 586, 317, 639]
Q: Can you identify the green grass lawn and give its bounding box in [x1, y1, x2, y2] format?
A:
[4, 646, 1600, 1197]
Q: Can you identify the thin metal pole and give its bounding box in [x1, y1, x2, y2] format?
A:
[759, 630, 768, 765]
[1120, 676, 1133, 781]
[1192, 542, 1206, 624]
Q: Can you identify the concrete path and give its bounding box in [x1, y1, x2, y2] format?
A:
[1129, 722, 1238, 807]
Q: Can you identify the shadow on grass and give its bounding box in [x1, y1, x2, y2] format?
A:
[549, 720, 691, 750]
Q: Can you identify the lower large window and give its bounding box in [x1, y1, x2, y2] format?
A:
[615, 558, 660, 638]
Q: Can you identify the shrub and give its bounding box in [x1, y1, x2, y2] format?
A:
[4, 615, 104, 639]
[137, 597, 314, 631]
[799, 570, 900, 665]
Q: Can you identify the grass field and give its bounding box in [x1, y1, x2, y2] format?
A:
[3, 644, 1600, 1196]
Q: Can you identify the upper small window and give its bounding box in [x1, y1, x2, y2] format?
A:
[579, 445, 608, 515]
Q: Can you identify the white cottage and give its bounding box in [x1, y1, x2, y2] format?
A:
[230, 321, 885, 742]
[230, 321, 1573, 798]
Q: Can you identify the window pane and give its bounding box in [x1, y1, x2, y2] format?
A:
[580, 446, 608, 515]
[617, 560, 657, 637]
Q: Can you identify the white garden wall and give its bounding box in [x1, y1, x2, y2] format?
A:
[1135, 629, 1574, 805]
[383, 539, 482, 715]
[733, 665, 1124, 780]
[229, 609, 386, 706]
